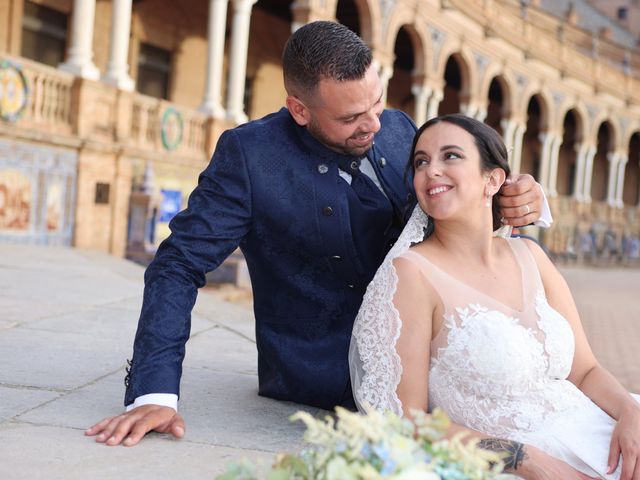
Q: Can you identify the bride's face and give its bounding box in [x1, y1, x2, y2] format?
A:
[412, 122, 488, 222]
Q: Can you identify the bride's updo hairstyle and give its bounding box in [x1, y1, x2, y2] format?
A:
[406, 114, 511, 231]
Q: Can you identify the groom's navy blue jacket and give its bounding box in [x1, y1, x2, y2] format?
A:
[125, 108, 417, 410]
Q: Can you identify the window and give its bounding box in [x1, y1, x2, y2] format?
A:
[617, 7, 628, 20]
[95, 183, 110, 205]
[137, 43, 172, 99]
[21, 1, 68, 67]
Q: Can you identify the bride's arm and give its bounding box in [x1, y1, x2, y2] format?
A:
[391, 255, 595, 480]
[524, 239, 640, 478]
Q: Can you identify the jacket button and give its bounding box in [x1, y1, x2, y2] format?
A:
[323, 206, 333, 216]
[379, 157, 387, 167]
[331, 255, 341, 260]
[317, 164, 328, 174]
[347, 284, 355, 289]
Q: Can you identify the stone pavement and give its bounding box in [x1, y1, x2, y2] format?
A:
[0, 244, 638, 479]
[0, 244, 316, 480]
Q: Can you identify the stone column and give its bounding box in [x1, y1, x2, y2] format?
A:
[582, 145, 597, 202]
[379, 64, 393, 107]
[537, 131, 554, 190]
[606, 152, 621, 206]
[615, 153, 628, 208]
[501, 118, 517, 155]
[199, 0, 229, 118]
[475, 107, 487, 122]
[460, 103, 478, 119]
[290, 0, 311, 33]
[59, 0, 100, 79]
[573, 143, 588, 202]
[546, 134, 562, 197]
[225, 0, 258, 125]
[411, 84, 431, 127]
[102, 0, 134, 91]
[426, 89, 443, 120]
[510, 122, 526, 174]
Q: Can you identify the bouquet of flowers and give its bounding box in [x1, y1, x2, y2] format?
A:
[216, 406, 503, 479]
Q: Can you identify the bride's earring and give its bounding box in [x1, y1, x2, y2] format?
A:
[484, 186, 493, 208]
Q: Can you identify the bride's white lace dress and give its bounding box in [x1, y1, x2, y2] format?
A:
[349, 208, 639, 480]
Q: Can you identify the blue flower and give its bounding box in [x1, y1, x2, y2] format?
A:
[373, 443, 397, 476]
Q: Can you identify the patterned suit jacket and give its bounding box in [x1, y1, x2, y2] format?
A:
[125, 107, 417, 410]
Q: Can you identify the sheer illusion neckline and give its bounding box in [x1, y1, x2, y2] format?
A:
[406, 238, 527, 314]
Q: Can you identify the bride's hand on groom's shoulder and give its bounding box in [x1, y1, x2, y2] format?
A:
[84, 404, 185, 447]
[608, 403, 640, 480]
[517, 445, 599, 480]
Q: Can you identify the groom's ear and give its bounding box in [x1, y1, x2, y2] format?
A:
[286, 95, 311, 127]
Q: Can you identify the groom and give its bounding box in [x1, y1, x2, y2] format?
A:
[86, 21, 548, 446]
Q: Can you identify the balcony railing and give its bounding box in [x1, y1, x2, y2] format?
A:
[1, 54, 74, 136]
[130, 93, 209, 159]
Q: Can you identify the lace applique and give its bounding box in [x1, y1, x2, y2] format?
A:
[534, 290, 575, 380]
[430, 304, 550, 437]
[429, 292, 586, 440]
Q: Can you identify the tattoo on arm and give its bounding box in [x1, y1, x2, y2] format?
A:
[477, 438, 527, 471]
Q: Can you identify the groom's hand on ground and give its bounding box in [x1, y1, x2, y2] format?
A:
[85, 405, 185, 446]
[498, 173, 543, 227]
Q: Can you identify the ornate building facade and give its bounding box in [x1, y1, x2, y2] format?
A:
[0, 0, 639, 264]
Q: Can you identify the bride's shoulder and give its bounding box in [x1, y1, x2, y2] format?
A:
[512, 235, 549, 264]
[510, 235, 559, 284]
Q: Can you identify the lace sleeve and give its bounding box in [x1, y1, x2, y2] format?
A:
[348, 206, 430, 416]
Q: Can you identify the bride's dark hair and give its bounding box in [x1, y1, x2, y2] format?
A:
[404, 114, 511, 231]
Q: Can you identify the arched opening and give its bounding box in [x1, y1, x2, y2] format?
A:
[246, 0, 294, 119]
[557, 109, 582, 196]
[591, 122, 614, 202]
[336, 0, 361, 35]
[438, 55, 465, 115]
[485, 77, 508, 136]
[386, 26, 416, 119]
[623, 132, 640, 206]
[520, 95, 546, 182]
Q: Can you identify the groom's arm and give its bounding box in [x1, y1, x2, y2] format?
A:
[86, 130, 253, 446]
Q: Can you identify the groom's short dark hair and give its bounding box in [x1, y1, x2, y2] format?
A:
[282, 21, 372, 100]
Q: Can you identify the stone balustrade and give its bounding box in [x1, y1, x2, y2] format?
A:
[1, 55, 75, 137]
[130, 93, 209, 160]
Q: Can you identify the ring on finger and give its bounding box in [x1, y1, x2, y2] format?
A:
[524, 204, 531, 215]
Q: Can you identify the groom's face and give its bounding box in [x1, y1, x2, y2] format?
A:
[302, 65, 384, 157]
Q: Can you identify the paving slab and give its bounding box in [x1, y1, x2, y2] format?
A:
[0, 386, 62, 422]
[185, 326, 257, 375]
[0, 325, 131, 390]
[0, 423, 274, 480]
[177, 367, 314, 452]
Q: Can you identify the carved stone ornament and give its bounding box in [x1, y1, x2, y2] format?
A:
[0, 60, 29, 122]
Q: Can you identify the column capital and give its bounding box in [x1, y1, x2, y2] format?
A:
[231, 0, 258, 12]
[607, 151, 621, 164]
[410, 83, 432, 98]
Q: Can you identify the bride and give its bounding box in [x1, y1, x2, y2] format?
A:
[349, 114, 640, 479]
